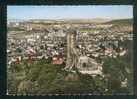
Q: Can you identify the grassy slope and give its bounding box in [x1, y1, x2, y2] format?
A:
[103, 19, 133, 25]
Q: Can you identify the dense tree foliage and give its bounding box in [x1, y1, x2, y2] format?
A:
[102, 40, 133, 94]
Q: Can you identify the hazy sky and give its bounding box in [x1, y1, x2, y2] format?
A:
[7, 5, 133, 20]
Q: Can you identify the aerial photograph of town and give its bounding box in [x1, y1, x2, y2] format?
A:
[7, 6, 133, 95]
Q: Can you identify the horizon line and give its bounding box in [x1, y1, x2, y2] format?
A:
[7, 17, 133, 20]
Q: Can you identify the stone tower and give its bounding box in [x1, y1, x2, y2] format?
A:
[65, 28, 79, 70]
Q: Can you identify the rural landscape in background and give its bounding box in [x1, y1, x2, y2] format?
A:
[7, 6, 133, 95]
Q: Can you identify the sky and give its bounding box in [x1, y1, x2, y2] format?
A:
[7, 5, 133, 20]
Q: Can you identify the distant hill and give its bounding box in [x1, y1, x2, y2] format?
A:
[8, 19, 28, 23]
[28, 18, 111, 24]
[8, 18, 133, 25]
[103, 19, 133, 25]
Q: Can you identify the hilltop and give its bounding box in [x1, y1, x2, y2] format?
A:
[8, 18, 111, 24]
[103, 18, 133, 25]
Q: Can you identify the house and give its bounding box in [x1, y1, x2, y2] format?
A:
[52, 54, 63, 65]
[105, 48, 113, 55]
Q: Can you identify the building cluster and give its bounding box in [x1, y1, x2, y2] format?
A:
[7, 24, 67, 66]
[7, 21, 132, 69]
[77, 25, 132, 61]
